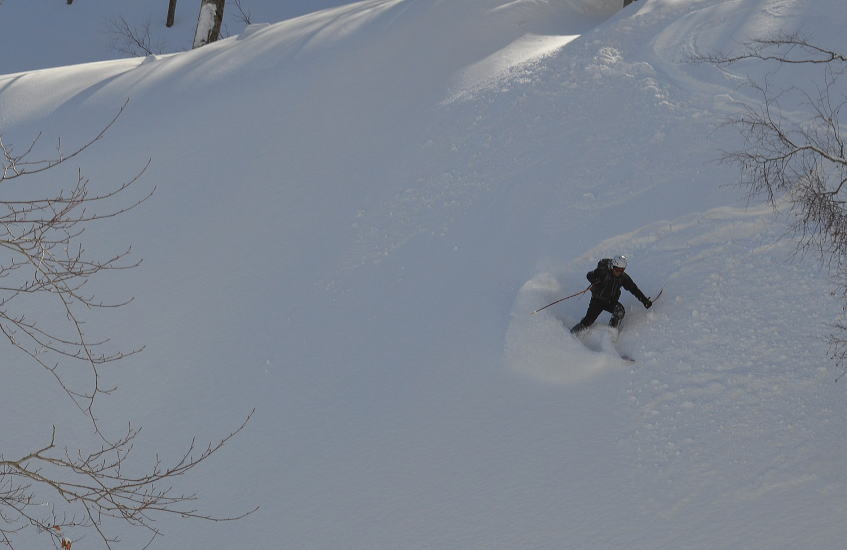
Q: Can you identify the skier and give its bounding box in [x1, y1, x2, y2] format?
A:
[570, 255, 652, 334]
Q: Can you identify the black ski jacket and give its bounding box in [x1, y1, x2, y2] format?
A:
[586, 258, 650, 305]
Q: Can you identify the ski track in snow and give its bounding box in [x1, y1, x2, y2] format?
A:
[510, 200, 847, 538]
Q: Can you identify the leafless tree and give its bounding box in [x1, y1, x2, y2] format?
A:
[698, 34, 847, 373]
[0, 101, 255, 547]
[108, 17, 165, 57]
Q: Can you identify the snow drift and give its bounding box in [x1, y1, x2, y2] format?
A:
[2, 0, 847, 548]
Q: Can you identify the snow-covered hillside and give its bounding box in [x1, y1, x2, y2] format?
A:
[0, 0, 355, 74]
[2, 0, 846, 548]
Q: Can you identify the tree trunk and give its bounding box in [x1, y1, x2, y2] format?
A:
[192, 0, 225, 49]
[167, 0, 178, 28]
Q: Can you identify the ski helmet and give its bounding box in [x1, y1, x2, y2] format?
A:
[611, 255, 628, 270]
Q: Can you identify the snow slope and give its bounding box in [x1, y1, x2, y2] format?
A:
[2, 0, 847, 548]
[0, 0, 355, 74]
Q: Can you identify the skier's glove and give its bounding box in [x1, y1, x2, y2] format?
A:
[643, 299, 653, 309]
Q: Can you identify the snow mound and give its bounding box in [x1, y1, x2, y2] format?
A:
[446, 33, 580, 102]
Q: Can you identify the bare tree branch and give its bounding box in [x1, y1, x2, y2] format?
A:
[0, 99, 153, 425]
[694, 32, 847, 66]
[700, 36, 847, 373]
[0, 85, 254, 550]
[0, 412, 257, 549]
[231, 0, 253, 26]
[107, 17, 165, 58]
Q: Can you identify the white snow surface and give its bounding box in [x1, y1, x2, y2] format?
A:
[2, 0, 847, 548]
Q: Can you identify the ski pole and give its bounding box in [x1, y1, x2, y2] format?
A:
[531, 285, 592, 315]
